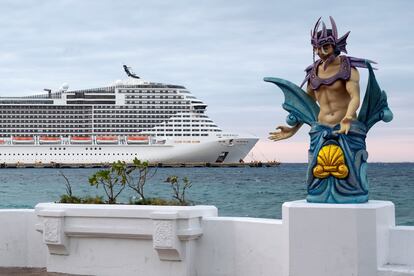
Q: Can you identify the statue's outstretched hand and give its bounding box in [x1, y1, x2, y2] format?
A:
[337, 116, 353, 135]
[269, 125, 297, 141]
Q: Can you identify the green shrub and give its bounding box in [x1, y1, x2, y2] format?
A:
[59, 194, 82, 204]
[165, 176, 193, 206]
[58, 160, 194, 206]
[89, 161, 128, 204]
[130, 197, 183, 206]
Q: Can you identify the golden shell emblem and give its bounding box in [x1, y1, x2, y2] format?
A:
[313, 144, 349, 179]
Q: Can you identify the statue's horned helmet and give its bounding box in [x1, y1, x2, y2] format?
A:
[311, 16, 350, 54]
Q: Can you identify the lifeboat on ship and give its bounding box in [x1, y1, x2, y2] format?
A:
[70, 136, 92, 144]
[127, 136, 149, 145]
[12, 136, 35, 144]
[0, 138, 5, 145]
[39, 136, 62, 144]
[96, 136, 119, 144]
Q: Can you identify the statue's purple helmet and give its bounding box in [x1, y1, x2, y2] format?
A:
[311, 16, 350, 54]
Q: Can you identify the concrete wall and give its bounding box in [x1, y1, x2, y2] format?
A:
[195, 217, 285, 276]
[378, 226, 414, 276]
[0, 210, 46, 268]
[388, 226, 414, 267]
[0, 202, 413, 276]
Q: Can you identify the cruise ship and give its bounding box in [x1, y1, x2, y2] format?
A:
[0, 66, 258, 165]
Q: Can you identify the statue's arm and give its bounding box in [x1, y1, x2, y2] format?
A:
[306, 82, 316, 101]
[269, 83, 315, 141]
[269, 124, 302, 141]
[338, 68, 361, 134]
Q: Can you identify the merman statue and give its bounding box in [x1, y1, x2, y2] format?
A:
[266, 16, 393, 203]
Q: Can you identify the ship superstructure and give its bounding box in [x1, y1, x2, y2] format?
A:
[0, 66, 258, 164]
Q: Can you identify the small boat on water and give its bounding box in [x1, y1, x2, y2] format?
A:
[12, 136, 35, 144]
[70, 136, 92, 144]
[39, 136, 61, 144]
[127, 136, 149, 144]
[96, 136, 119, 144]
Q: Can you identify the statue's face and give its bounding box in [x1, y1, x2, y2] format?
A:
[314, 44, 334, 60]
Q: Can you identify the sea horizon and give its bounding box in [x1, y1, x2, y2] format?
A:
[1, 163, 413, 225]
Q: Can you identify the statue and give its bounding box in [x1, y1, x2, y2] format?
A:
[266, 17, 393, 203]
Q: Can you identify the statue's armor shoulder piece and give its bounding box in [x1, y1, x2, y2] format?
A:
[301, 56, 376, 90]
[306, 56, 351, 90]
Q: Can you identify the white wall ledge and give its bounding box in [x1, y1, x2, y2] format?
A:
[204, 216, 282, 224]
[388, 225, 414, 267]
[1, 201, 414, 276]
[35, 202, 218, 218]
[35, 203, 218, 270]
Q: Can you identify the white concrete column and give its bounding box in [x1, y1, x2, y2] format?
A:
[283, 200, 395, 276]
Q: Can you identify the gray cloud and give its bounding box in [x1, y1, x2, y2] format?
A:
[0, 0, 412, 148]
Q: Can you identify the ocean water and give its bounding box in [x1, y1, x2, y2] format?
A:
[0, 163, 413, 225]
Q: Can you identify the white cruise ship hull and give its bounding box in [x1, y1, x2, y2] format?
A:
[0, 66, 259, 164]
[0, 137, 257, 165]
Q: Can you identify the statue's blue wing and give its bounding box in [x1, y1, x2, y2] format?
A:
[264, 77, 319, 126]
[357, 62, 393, 131]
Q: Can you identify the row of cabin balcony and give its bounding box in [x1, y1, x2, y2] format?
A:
[0, 129, 150, 134]
[96, 106, 191, 110]
[0, 100, 54, 104]
[0, 124, 184, 128]
[0, 117, 92, 121]
[92, 108, 191, 113]
[164, 124, 218, 128]
[124, 100, 189, 104]
[158, 133, 209, 136]
[94, 115, 172, 120]
[0, 131, 218, 136]
[94, 119, 165, 123]
[94, 115, 177, 119]
[152, 129, 219, 132]
[94, 109, 189, 113]
[0, 111, 91, 114]
[0, 117, 93, 121]
[0, 126, 92, 129]
[118, 87, 184, 92]
[0, 115, 92, 119]
[125, 102, 190, 106]
[0, 121, 92, 125]
[125, 95, 184, 99]
[93, 105, 177, 109]
[0, 116, 92, 120]
[0, 106, 91, 110]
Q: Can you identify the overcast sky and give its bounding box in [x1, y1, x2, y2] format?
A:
[0, 0, 412, 162]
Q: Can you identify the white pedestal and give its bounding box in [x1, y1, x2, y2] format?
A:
[283, 200, 395, 276]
